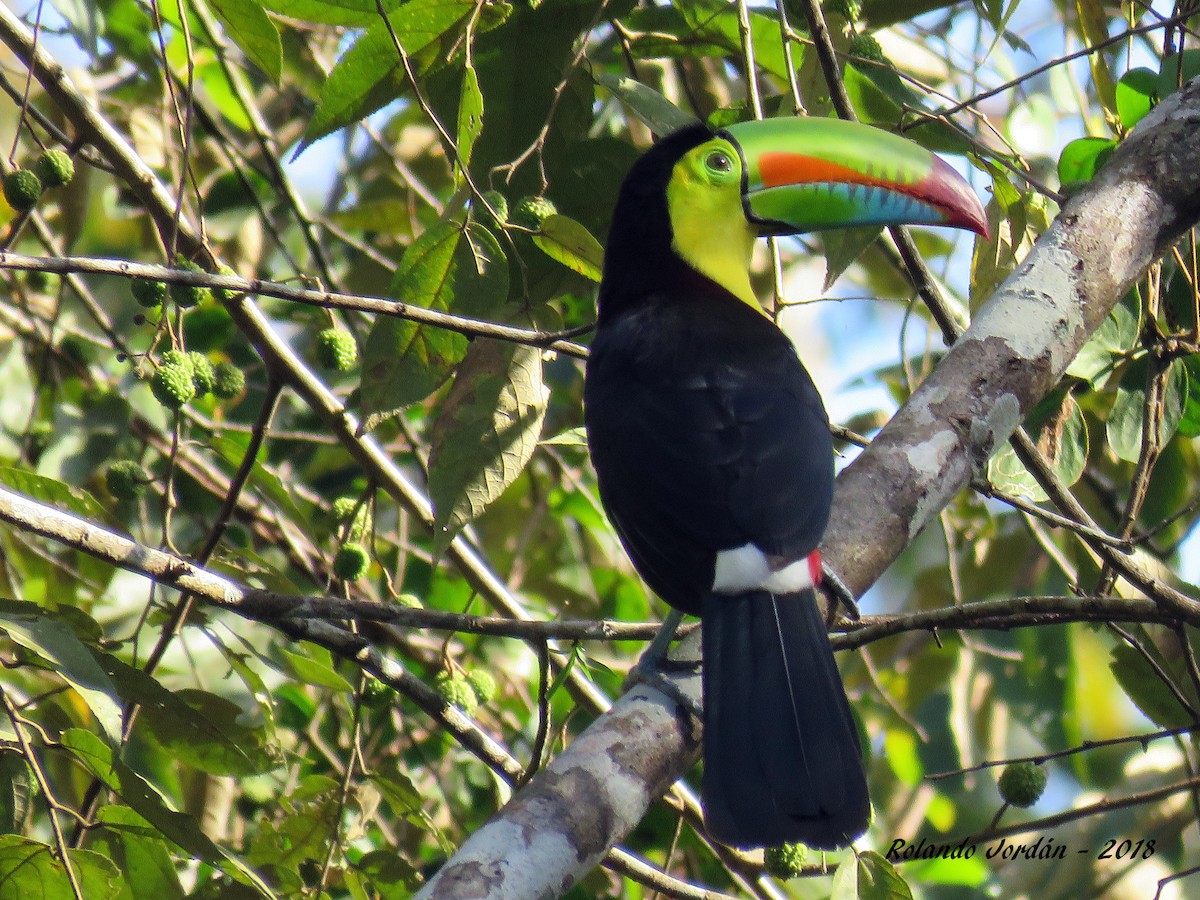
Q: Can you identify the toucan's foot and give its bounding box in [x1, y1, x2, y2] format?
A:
[625, 610, 703, 725]
[821, 563, 860, 621]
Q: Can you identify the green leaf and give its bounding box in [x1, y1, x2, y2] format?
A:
[823, 226, 884, 290]
[1056, 136, 1116, 193]
[987, 389, 1088, 502]
[262, 0, 404, 27]
[455, 63, 484, 171]
[351, 849, 423, 898]
[300, 0, 477, 149]
[843, 65, 972, 155]
[0, 599, 122, 741]
[207, 0, 282, 84]
[1179, 355, 1200, 438]
[59, 729, 276, 896]
[276, 643, 355, 692]
[361, 221, 508, 426]
[91, 806, 186, 900]
[0, 836, 122, 900]
[1110, 640, 1194, 729]
[0, 467, 107, 521]
[1106, 356, 1188, 463]
[532, 214, 604, 282]
[1115, 67, 1158, 130]
[1065, 288, 1140, 382]
[593, 72, 696, 136]
[1156, 49, 1200, 102]
[428, 339, 549, 553]
[831, 850, 913, 900]
[541, 425, 587, 447]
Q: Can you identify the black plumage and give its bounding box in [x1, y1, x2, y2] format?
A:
[584, 125, 868, 848]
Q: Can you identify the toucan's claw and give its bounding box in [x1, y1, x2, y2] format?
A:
[821, 563, 860, 621]
[625, 610, 704, 727]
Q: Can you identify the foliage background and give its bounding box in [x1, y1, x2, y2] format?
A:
[0, 0, 1199, 897]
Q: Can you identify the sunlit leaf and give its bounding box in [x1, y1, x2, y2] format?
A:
[1115, 67, 1158, 130]
[428, 339, 549, 553]
[208, 0, 282, 85]
[831, 850, 914, 900]
[0, 836, 121, 900]
[988, 388, 1089, 502]
[0, 599, 122, 741]
[455, 63, 483, 171]
[594, 72, 696, 136]
[361, 221, 508, 426]
[1106, 356, 1188, 463]
[532, 214, 604, 282]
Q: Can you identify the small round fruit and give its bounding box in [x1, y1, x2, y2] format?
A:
[434, 671, 478, 714]
[466, 668, 497, 705]
[25, 270, 60, 293]
[150, 360, 197, 410]
[315, 327, 358, 372]
[212, 361, 245, 400]
[34, 150, 74, 189]
[171, 258, 211, 309]
[480, 190, 508, 224]
[333, 542, 370, 580]
[4, 169, 42, 212]
[132, 279, 168, 309]
[763, 842, 808, 879]
[511, 195, 557, 231]
[826, 0, 862, 23]
[188, 351, 216, 396]
[212, 264, 241, 302]
[105, 460, 150, 501]
[998, 762, 1047, 808]
[848, 32, 885, 64]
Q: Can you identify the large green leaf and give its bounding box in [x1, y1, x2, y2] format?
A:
[1065, 287, 1140, 383]
[0, 836, 121, 900]
[428, 339, 549, 553]
[831, 850, 914, 899]
[91, 806, 186, 900]
[60, 730, 276, 896]
[455, 63, 484, 171]
[532, 214, 604, 282]
[361, 221, 508, 426]
[1110, 638, 1195, 729]
[262, 0, 404, 27]
[300, 0, 479, 149]
[1056, 136, 1116, 194]
[1106, 356, 1188, 463]
[987, 388, 1089, 502]
[593, 72, 696, 136]
[0, 599, 122, 741]
[207, 0, 282, 84]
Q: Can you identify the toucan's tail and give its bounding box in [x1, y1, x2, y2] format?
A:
[701, 588, 869, 849]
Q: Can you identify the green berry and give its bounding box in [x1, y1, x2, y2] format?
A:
[361, 678, 396, 708]
[434, 671, 478, 714]
[188, 351, 215, 396]
[25, 269, 60, 293]
[170, 257, 211, 309]
[332, 496, 360, 521]
[315, 327, 357, 372]
[4, 169, 42, 212]
[998, 762, 1047, 808]
[59, 334, 91, 366]
[825, 0, 862, 22]
[466, 668, 497, 705]
[160, 349, 193, 374]
[480, 190, 508, 225]
[213, 264, 240, 302]
[105, 460, 150, 500]
[150, 360, 197, 410]
[396, 593, 422, 608]
[763, 842, 808, 879]
[34, 150, 74, 189]
[848, 32, 885, 64]
[333, 542, 370, 580]
[132, 279, 168, 309]
[511, 195, 557, 231]
[332, 496, 368, 540]
[212, 361, 245, 399]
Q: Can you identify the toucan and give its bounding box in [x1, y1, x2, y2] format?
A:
[583, 117, 987, 850]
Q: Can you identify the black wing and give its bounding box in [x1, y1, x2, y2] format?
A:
[584, 296, 834, 615]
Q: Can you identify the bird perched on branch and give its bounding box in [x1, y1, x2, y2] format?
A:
[584, 116, 987, 849]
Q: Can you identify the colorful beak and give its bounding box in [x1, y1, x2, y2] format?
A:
[721, 117, 989, 239]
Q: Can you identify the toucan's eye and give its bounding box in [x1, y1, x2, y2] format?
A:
[706, 150, 733, 175]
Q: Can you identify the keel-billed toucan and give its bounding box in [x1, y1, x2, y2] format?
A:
[584, 117, 987, 850]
